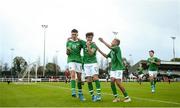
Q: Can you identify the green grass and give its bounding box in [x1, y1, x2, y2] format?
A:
[0, 82, 180, 107]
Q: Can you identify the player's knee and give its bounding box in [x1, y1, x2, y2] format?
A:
[93, 75, 99, 81]
[115, 79, 122, 84]
[71, 73, 75, 79]
[111, 78, 116, 83]
[77, 75, 81, 80]
[86, 76, 92, 82]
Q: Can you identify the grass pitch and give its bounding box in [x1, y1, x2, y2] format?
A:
[0, 82, 180, 107]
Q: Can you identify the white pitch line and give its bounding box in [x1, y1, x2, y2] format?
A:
[102, 92, 180, 105]
[37, 83, 180, 105]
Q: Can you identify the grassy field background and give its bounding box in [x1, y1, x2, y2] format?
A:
[0, 82, 180, 107]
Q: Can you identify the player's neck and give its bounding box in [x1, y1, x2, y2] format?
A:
[72, 38, 78, 41]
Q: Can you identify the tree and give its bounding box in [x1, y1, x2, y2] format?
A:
[0, 64, 2, 77]
[13, 56, 27, 78]
[122, 57, 131, 78]
[45, 63, 60, 77]
[3, 63, 9, 71]
[29, 64, 37, 78]
[1, 63, 11, 77]
[37, 66, 43, 78]
[171, 58, 180, 62]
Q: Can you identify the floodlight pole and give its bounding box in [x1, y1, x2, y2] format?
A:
[10, 48, 14, 81]
[129, 54, 133, 66]
[42, 25, 48, 77]
[55, 50, 59, 77]
[171, 37, 176, 61]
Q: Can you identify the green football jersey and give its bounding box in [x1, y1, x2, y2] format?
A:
[107, 46, 125, 71]
[81, 40, 97, 64]
[66, 40, 82, 63]
[147, 57, 160, 71]
[137, 67, 144, 75]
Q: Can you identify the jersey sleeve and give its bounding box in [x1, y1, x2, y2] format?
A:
[107, 51, 111, 58]
[147, 58, 150, 66]
[91, 43, 97, 52]
[156, 57, 160, 62]
[80, 40, 86, 48]
[111, 46, 119, 52]
[66, 41, 69, 48]
[80, 40, 86, 44]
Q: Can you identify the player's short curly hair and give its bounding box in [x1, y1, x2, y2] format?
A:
[86, 32, 94, 37]
[71, 29, 78, 33]
[149, 50, 154, 54]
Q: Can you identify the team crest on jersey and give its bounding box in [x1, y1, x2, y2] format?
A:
[72, 44, 77, 49]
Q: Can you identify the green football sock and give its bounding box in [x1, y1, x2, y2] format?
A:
[95, 80, 101, 96]
[150, 80, 153, 88]
[88, 82, 94, 96]
[77, 81, 82, 90]
[71, 80, 76, 94]
[154, 79, 157, 85]
[77, 81, 83, 95]
[123, 91, 129, 98]
[71, 80, 76, 89]
[111, 82, 118, 98]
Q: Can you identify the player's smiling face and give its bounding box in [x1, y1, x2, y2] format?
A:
[71, 32, 78, 39]
[111, 39, 117, 46]
[86, 35, 93, 42]
[149, 52, 154, 57]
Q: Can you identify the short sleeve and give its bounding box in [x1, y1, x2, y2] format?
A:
[107, 51, 111, 58]
[155, 57, 160, 62]
[66, 41, 69, 47]
[92, 43, 97, 51]
[111, 46, 119, 52]
[80, 40, 86, 48]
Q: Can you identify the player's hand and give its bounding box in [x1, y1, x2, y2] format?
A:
[98, 37, 104, 42]
[86, 41, 91, 47]
[66, 47, 71, 55]
[150, 60, 155, 64]
[67, 47, 71, 51]
[152, 61, 157, 64]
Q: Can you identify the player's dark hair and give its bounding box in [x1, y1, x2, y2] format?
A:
[115, 38, 120, 45]
[71, 29, 78, 33]
[149, 50, 154, 54]
[86, 32, 94, 37]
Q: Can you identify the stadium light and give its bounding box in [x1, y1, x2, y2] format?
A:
[171, 37, 176, 61]
[112, 31, 118, 38]
[55, 50, 59, 77]
[10, 48, 14, 81]
[129, 54, 134, 66]
[42, 25, 48, 77]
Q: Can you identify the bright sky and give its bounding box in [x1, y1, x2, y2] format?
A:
[0, 0, 180, 70]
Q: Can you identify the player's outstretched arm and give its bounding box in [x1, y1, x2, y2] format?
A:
[155, 61, 161, 65]
[96, 46, 108, 58]
[151, 58, 161, 65]
[98, 37, 112, 49]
